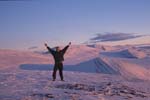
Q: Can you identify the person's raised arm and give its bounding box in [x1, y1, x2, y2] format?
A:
[62, 42, 71, 54]
[44, 43, 55, 55]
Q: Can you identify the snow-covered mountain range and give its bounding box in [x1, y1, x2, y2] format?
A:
[0, 34, 150, 100]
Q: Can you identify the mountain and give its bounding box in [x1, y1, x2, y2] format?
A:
[0, 44, 150, 100]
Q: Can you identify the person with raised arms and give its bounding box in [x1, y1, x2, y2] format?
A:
[44, 42, 71, 81]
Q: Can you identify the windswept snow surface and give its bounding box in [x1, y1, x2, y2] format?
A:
[0, 44, 150, 100]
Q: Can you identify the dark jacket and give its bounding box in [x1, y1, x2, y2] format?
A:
[47, 45, 69, 63]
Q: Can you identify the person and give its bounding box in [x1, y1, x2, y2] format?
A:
[44, 42, 71, 81]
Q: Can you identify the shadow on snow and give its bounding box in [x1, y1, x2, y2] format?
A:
[19, 58, 120, 75]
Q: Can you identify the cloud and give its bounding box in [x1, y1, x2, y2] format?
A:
[90, 32, 143, 42]
[28, 46, 38, 50]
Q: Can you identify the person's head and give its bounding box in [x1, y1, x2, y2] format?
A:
[55, 46, 61, 52]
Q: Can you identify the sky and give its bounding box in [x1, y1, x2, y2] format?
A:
[0, 0, 150, 50]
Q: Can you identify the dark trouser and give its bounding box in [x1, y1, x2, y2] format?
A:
[52, 62, 63, 80]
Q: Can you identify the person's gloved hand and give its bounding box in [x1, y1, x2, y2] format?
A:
[44, 43, 48, 47]
[69, 42, 71, 46]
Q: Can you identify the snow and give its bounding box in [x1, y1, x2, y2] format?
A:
[127, 47, 147, 59]
[0, 44, 150, 100]
[0, 70, 150, 100]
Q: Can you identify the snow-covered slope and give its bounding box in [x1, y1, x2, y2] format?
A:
[99, 56, 150, 81]
[101, 48, 147, 59]
[0, 44, 150, 100]
[0, 49, 52, 70]
[1, 70, 150, 100]
[64, 45, 100, 64]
